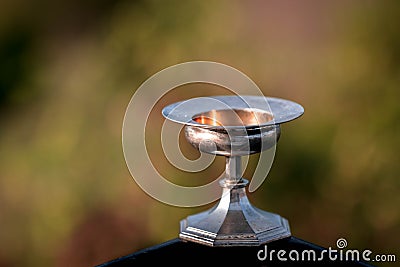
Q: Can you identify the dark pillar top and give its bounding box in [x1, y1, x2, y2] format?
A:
[98, 236, 375, 267]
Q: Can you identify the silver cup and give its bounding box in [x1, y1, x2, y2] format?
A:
[162, 95, 304, 246]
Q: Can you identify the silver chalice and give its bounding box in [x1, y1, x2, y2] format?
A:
[162, 95, 304, 246]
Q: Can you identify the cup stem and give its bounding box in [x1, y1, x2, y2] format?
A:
[225, 156, 242, 183]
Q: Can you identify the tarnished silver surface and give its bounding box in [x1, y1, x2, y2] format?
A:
[184, 124, 280, 156]
[161, 95, 304, 247]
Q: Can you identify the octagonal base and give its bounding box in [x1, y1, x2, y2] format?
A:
[179, 181, 291, 247]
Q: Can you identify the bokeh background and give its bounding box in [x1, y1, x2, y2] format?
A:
[0, 0, 399, 266]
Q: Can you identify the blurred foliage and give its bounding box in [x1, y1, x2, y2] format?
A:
[0, 0, 399, 266]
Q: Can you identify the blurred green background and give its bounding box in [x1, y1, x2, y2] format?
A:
[0, 0, 399, 266]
